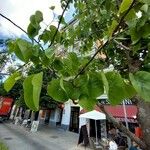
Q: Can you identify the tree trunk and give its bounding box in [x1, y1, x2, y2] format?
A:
[137, 99, 150, 150]
[34, 111, 39, 121]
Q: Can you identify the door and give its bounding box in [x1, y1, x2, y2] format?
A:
[90, 119, 101, 139]
[69, 107, 80, 133]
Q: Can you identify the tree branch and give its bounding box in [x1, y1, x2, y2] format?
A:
[0, 73, 10, 76]
[48, 0, 71, 48]
[0, 13, 44, 51]
[113, 39, 131, 51]
[112, 0, 136, 36]
[97, 103, 147, 149]
[74, 0, 136, 79]
[74, 40, 109, 79]
[0, 51, 8, 54]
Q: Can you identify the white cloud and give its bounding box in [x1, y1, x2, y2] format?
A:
[0, 0, 62, 36]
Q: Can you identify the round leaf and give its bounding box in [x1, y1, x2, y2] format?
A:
[79, 95, 97, 111]
[4, 72, 21, 92]
[47, 79, 68, 102]
[129, 71, 150, 102]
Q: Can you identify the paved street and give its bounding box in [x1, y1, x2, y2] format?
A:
[0, 122, 91, 150]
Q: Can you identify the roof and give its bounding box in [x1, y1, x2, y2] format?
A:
[79, 110, 106, 120]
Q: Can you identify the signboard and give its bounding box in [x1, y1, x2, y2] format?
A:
[98, 99, 133, 105]
[0, 97, 13, 116]
[30, 121, 39, 132]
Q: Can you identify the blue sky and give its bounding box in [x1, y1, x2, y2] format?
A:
[0, 0, 74, 37]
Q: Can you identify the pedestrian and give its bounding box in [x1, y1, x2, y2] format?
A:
[129, 141, 138, 150]
[108, 138, 118, 150]
[115, 133, 127, 150]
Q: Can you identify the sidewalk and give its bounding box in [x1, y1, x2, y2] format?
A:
[5, 122, 92, 150]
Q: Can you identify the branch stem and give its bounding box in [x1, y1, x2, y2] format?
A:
[74, 0, 136, 79]
[48, 0, 71, 48]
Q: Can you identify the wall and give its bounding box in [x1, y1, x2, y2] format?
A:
[49, 108, 62, 126]
[61, 100, 81, 130]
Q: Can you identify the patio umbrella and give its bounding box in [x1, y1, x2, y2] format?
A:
[79, 110, 106, 145]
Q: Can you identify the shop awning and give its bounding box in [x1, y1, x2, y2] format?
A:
[79, 110, 106, 120]
[80, 105, 137, 123]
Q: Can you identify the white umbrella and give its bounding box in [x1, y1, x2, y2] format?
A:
[79, 110, 106, 145]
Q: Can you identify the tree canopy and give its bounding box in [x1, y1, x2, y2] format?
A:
[1, 0, 150, 148]
[4, 0, 150, 110]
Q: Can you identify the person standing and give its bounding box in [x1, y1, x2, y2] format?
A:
[129, 141, 138, 150]
[108, 139, 118, 150]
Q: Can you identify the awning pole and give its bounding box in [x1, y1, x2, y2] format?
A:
[123, 100, 131, 148]
[95, 120, 98, 145]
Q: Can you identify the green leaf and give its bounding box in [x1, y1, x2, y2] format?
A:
[125, 9, 136, 21]
[109, 20, 118, 37]
[32, 45, 40, 57]
[101, 71, 109, 94]
[39, 30, 51, 44]
[141, 23, 150, 38]
[32, 72, 43, 110]
[129, 28, 141, 44]
[129, 71, 150, 101]
[63, 58, 74, 76]
[139, 0, 150, 5]
[105, 72, 129, 105]
[49, 6, 55, 10]
[68, 52, 80, 68]
[79, 95, 97, 111]
[47, 79, 68, 102]
[7, 40, 17, 53]
[74, 74, 89, 92]
[35, 11, 43, 23]
[58, 15, 66, 25]
[23, 75, 36, 110]
[4, 72, 21, 92]
[27, 23, 40, 38]
[73, 72, 104, 99]
[40, 52, 53, 67]
[63, 81, 81, 100]
[124, 81, 136, 98]
[49, 25, 60, 42]
[118, 0, 133, 14]
[141, 4, 149, 12]
[45, 48, 55, 59]
[87, 72, 104, 98]
[52, 58, 63, 71]
[27, 11, 43, 38]
[61, 52, 80, 76]
[23, 72, 43, 111]
[16, 39, 32, 62]
[60, 77, 66, 92]
[30, 15, 37, 28]
[49, 25, 57, 32]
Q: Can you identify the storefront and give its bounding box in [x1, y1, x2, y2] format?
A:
[80, 104, 138, 139]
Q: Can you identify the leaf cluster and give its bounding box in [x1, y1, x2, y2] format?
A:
[4, 0, 150, 111]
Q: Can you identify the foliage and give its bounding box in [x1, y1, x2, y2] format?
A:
[0, 141, 8, 150]
[0, 39, 9, 71]
[0, 79, 23, 100]
[4, 72, 21, 92]
[4, 0, 150, 111]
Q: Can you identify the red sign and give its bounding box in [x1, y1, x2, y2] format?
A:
[0, 97, 13, 116]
